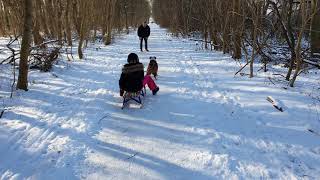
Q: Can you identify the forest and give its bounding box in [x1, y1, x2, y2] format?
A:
[0, 0, 150, 90]
[152, 0, 320, 87]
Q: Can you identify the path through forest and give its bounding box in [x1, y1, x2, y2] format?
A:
[1, 22, 320, 179]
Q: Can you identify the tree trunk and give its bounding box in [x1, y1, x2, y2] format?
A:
[285, 0, 296, 80]
[233, 0, 242, 59]
[46, 0, 56, 38]
[105, 27, 112, 45]
[65, 0, 72, 46]
[104, 0, 116, 45]
[290, 0, 309, 87]
[36, 0, 50, 36]
[250, 2, 261, 78]
[204, 26, 208, 49]
[33, 20, 42, 45]
[250, 22, 257, 78]
[33, 0, 43, 46]
[124, 1, 129, 34]
[311, 0, 320, 56]
[285, 51, 296, 80]
[93, 26, 97, 42]
[78, 14, 85, 59]
[17, 0, 33, 91]
[78, 38, 84, 59]
[57, 0, 63, 45]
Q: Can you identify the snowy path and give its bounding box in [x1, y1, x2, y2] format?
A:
[1, 23, 320, 179]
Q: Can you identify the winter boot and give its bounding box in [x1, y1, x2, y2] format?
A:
[152, 87, 159, 95]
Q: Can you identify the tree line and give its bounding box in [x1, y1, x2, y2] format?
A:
[152, 0, 320, 87]
[0, 0, 151, 90]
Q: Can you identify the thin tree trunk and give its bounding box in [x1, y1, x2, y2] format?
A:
[57, 0, 63, 45]
[78, 37, 84, 59]
[285, 0, 296, 80]
[250, 2, 260, 78]
[37, 0, 50, 36]
[125, 0, 129, 34]
[104, 0, 117, 45]
[250, 21, 257, 78]
[233, 0, 242, 59]
[311, 0, 320, 56]
[33, 0, 43, 45]
[65, 0, 72, 46]
[46, 0, 56, 38]
[290, 0, 310, 87]
[17, 0, 33, 91]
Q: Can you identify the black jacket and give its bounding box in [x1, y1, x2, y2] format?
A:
[138, 25, 150, 38]
[119, 63, 144, 92]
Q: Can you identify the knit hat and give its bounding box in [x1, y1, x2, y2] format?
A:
[127, 53, 139, 64]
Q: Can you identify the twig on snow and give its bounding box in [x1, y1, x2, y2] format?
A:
[0, 109, 4, 118]
[126, 152, 139, 160]
[234, 61, 250, 76]
[268, 77, 276, 85]
[308, 129, 320, 137]
[272, 73, 286, 78]
[98, 114, 111, 124]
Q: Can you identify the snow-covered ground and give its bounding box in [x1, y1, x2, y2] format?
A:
[1, 23, 320, 180]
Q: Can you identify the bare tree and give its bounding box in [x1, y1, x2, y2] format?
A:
[152, 0, 319, 86]
[290, 0, 318, 87]
[17, 0, 33, 90]
[311, 0, 320, 56]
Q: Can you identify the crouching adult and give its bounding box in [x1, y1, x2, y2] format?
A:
[119, 53, 159, 96]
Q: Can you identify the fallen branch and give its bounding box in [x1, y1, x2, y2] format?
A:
[0, 53, 20, 64]
[0, 36, 21, 65]
[272, 73, 286, 78]
[268, 77, 276, 85]
[308, 129, 320, 137]
[0, 109, 4, 118]
[126, 152, 139, 160]
[239, 72, 250, 76]
[29, 47, 61, 72]
[2, 39, 62, 64]
[51, 73, 58, 78]
[303, 59, 320, 68]
[98, 114, 111, 124]
[266, 96, 283, 112]
[234, 61, 250, 76]
[31, 39, 60, 50]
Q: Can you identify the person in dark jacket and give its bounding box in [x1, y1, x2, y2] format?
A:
[137, 21, 150, 52]
[119, 53, 159, 96]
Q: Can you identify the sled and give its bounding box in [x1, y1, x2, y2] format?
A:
[121, 87, 146, 109]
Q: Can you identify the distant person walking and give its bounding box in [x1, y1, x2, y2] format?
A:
[138, 21, 150, 52]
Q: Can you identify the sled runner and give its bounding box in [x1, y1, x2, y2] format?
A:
[121, 87, 146, 109]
